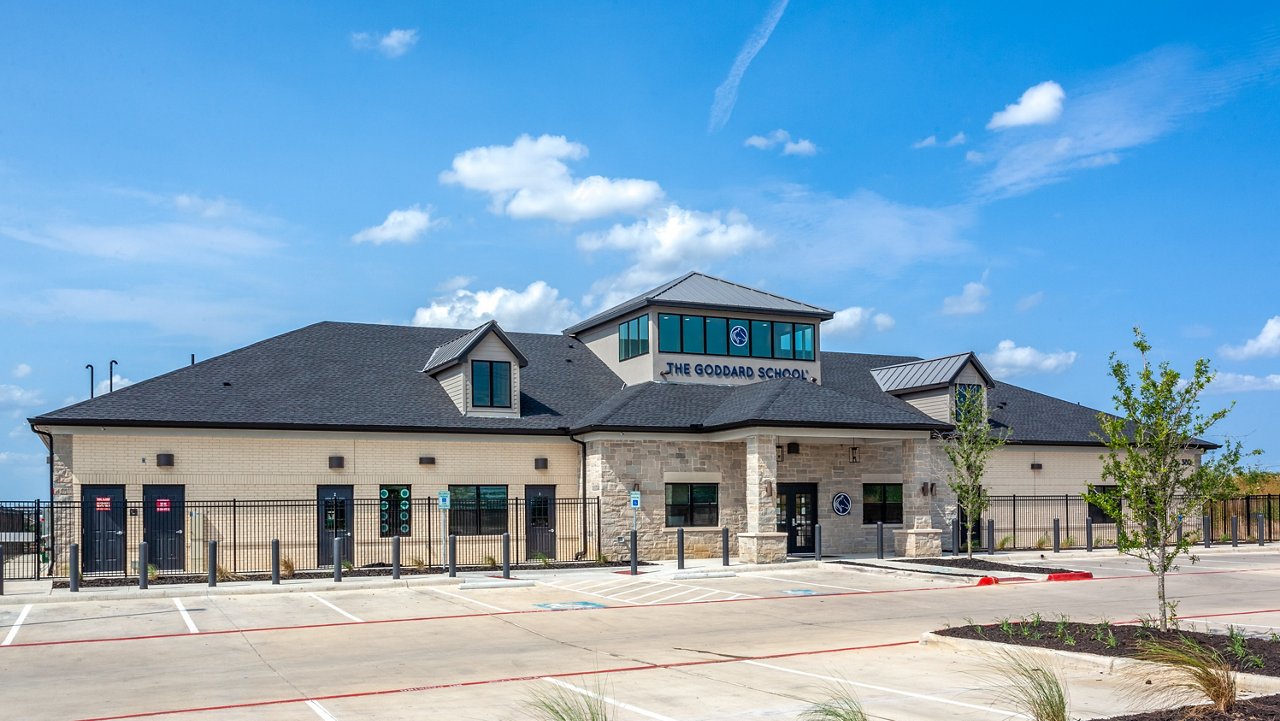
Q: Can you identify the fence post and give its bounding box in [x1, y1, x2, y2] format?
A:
[501, 532, 511, 580]
[271, 539, 280, 585]
[676, 527, 685, 570]
[1011, 494, 1017, 549]
[1231, 516, 1239, 548]
[231, 498, 238, 574]
[721, 527, 729, 566]
[69, 543, 79, 593]
[448, 534, 457, 578]
[815, 524, 823, 562]
[630, 529, 638, 576]
[1203, 515, 1212, 548]
[876, 521, 884, 559]
[333, 537, 343, 582]
[208, 540, 217, 587]
[392, 536, 401, 580]
[1052, 518, 1061, 553]
[138, 542, 148, 590]
[1259, 513, 1266, 547]
[1176, 519, 1183, 547]
[33, 498, 41, 582]
[987, 519, 995, 556]
[0, 544, 5, 596]
[1086, 517, 1094, 552]
[1064, 494, 1070, 546]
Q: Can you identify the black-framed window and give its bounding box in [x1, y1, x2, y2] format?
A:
[665, 483, 719, 527]
[471, 360, 512, 408]
[863, 483, 904, 524]
[794, 324, 815, 360]
[773, 322, 794, 359]
[750, 320, 772, 358]
[448, 484, 508, 535]
[618, 315, 649, 361]
[379, 485, 412, 538]
[658, 313, 682, 353]
[705, 317, 728, 355]
[654, 313, 817, 362]
[729, 319, 751, 357]
[681, 315, 705, 353]
[1087, 485, 1120, 524]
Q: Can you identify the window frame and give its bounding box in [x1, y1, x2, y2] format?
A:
[379, 484, 412, 538]
[471, 360, 512, 409]
[447, 484, 509, 536]
[658, 313, 682, 353]
[862, 483, 904, 525]
[772, 322, 794, 359]
[617, 314, 650, 361]
[664, 483, 720, 528]
[654, 313, 818, 362]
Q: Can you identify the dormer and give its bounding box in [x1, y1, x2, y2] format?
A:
[422, 321, 529, 417]
[870, 352, 995, 423]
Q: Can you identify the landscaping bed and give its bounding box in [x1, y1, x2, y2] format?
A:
[1102, 694, 1280, 720]
[895, 556, 1078, 575]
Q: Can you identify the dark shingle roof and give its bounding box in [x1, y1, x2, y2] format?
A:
[564, 271, 834, 335]
[870, 352, 994, 393]
[421, 320, 530, 375]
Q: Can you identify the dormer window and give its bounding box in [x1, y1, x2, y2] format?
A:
[471, 360, 512, 408]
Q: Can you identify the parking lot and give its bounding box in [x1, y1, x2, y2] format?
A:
[3, 549, 1280, 721]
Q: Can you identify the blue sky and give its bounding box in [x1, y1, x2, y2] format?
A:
[2, 3, 1279, 498]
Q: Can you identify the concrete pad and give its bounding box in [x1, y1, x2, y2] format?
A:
[9, 597, 195, 644]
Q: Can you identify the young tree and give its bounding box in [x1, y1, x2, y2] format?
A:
[944, 386, 1008, 559]
[1085, 328, 1256, 631]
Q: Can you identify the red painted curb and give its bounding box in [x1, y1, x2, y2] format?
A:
[975, 576, 999, 586]
[1046, 571, 1094, 582]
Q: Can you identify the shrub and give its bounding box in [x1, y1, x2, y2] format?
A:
[1225, 626, 1265, 670]
[1063, 536, 1077, 549]
[1136, 636, 1237, 712]
[534, 551, 552, 567]
[280, 556, 296, 579]
[1034, 535, 1049, 550]
[146, 563, 159, 582]
[526, 680, 613, 721]
[215, 564, 243, 583]
[341, 560, 354, 572]
[800, 685, 868, 721]
[410, 556, 426, 571]
[484, 555, 498, 570]
[997, 535, 1014, 551]
[989, 652, 1069, 721]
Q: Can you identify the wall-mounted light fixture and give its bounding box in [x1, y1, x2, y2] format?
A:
[329, 456, 345, 469]
[1030, 462, 1043, 470]
[849, 447, 860, 463]
[419, 456, 436, 465]
[775, 445, 784, 463]
[156, 453, 175, 467]
[786, 442, 800, 455]
[920, 482, 929, 496]
[534, 457, 549, 470]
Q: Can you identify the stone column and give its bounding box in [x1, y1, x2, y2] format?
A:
[739, 434, 787, 563]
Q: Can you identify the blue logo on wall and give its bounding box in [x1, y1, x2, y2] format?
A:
[729, 325, 749, 347]
[832, 492, 852, 516]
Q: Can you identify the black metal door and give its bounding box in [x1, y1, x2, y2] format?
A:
[775, 483, 818, 554]
[317, 485, 354, 567]
[525, 486, 556, 560]
[143, 485, 185, 571]
[82, 486, 126, 573]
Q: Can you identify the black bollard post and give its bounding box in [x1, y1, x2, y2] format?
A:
[815, 524, 823, 562]
[138, 542, 149, 590]
[1204, 515, 1212, 548]
[876, 521, 884, 559]
[1086, 517, 1094, 552]
[988, 519, 996, 556]
[333, 537, 343, 582]
[676, 527, 685, 570]
[208, 540, 217, 587]
[1259, 513, 1266, 546]
[952, 520, 961, 556]
[501, 532, 511, 579]
[448, 534, 457, 578]
[630, 529, 638, 576]
[1052, 518, 1061, 553]
[392, 536, 401, 580]
[1177, 523, 1183, 547]
[1231, 516, 1239, 548]
[69, 544, 80, 593]
[271, 539, 280, 585]
[721, 527, 729, 566]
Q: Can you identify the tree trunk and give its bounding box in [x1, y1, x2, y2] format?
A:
[966, 519, 974, 559]
[1156, 546, 1168, 632]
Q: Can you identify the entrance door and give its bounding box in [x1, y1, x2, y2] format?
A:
[82, 486, 126, 573]
[525, 486, 556, 560]
[317, 485, 354, 567]
[775, 483, 818, 555]
[143, 485, 186, 571]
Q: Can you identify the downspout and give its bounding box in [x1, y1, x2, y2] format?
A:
[30, 424, 55, 568]
[571, 433, 588, 560]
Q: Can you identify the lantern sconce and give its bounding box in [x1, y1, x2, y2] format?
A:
[849, 446, 860, 463]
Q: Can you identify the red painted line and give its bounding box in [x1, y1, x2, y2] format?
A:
[975, 576, 999, 586]
[72, 638, 919, 721]
[1046, 571, 1093, 582]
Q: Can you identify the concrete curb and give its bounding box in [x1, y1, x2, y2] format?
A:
[670, 571, 736, 580]
[919, 632, 1280, 696]
[0, 574, 468, 605]
[458, 579, 536, 590]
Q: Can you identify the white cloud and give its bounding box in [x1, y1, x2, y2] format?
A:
[911, 135, 937, 149]
[412, 280, 577, 333]
[941, 280, 990, 315]
[351, 205, 439, 245]
[945, 132, 967, 147]
[172, 194, 239, 219]
[1015, 291, 1045, 312]
[913, 132, 965, 150]
[95, 375, 133, 396]
[745, 129, 817, 156]
[436, 275, 475, 292]
[0, 287, 277, 341]
[351, 28, 419, 58]
[0, 451, 43, 465]
[12, 363, 30, 378]
[1220, 317, 1280, 360]
[823, 307, 895, 338]
[0, 384, 43, 409]
[981, 339, 1077, 377]
[782, 139, 817, 156]
[708, 0, 789, 133]
[965, 150, 985, 164]
[987, 81, 1066, 130]
[1, 222, 278, 263]
[1210, 372, 1280, 393]
[440, 134, 663, 222]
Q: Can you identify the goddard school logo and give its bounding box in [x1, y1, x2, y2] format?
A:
[729, 325, 749, 348]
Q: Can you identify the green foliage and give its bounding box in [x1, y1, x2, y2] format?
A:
[943, 386, 1009, 559]
[534, 551, 552, 567]
[799, 685, 868, 721]
[525, 681, 613, 721]
[997, 535, 1013, 551]
[1084, 328, 1259, 631]
[409, 556, 426, 570]
[1053, 615, 1075, 646]
[341, 559, 354, 571]
[998, 616, 1016, 639]
[215, 564, 242, 583]
[146, 563, 159, 582]
[484, 555, 498, 569]
[989, 652, 1069, 721]
[595, 553, 610, 564]
[1225, 626, 1264, 670]
[1033, 535, 1048, 550]
[1091, 620, 1118, 649]
[1063, 536, 1077, 549]
[1136, 636, 1237, 712]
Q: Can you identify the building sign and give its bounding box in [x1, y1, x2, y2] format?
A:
[664, 362, 810, 381]
[629, 491, 641, 508]
[155, 498, 171, 513]
[831, 492, 852, 517]
[95, 496, 111, 512]
[729, 325, 749, 348]
[438, 491, 451, 510]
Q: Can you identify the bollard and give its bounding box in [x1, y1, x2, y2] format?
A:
[676, 527, 685, 570]
[139, 542, 149, 590]
[501, 532, 511, 580]
[1231, 516, 1239, 548]
[630, 529, 638, 576]
[69, 543, 80, 593]
[721, 527, 730, 566]
[271, 539, 280, 585]
[988, 519, 996, 556]
[876, 521, 884, 559]
[448, 534, 457, 578]
[1052, 518, 1061, 553]
[333, 537, 343, 582]
[392, 536, 401, 580]
[952, 520, 961, 556]
[1086, 517, 1094, 552]
[208, 540, 218, 587]
[1176, 523, 1183, 547]
[815, 524, 823, 562]
[1204, 515, 1212, 549]
[1259, 513, 1267, 546]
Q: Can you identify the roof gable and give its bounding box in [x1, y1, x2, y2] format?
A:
[421, 320, 530, 375]
[870, 352, 994, 394]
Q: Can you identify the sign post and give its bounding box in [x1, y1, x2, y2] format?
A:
[438, 491, 451, 570]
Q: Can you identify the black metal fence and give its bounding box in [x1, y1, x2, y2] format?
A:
[0, 497, 601, 579]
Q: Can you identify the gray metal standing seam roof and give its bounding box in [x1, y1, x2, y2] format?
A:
[870, 353, 995, 394]
[563, 272, 835, 335]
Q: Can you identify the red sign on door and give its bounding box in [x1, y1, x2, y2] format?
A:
[95, 496, 111, 511]
[155, 498, 171, 512]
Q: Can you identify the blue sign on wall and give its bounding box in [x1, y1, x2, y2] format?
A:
[832, 492, 852, 516]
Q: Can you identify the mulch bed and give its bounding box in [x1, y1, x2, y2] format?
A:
[937, 621, 1280, 677]
[1102, 694, 1280, 720]
[895, 556, 1078, 575]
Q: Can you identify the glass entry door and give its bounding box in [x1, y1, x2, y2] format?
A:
[775, 483, 818, 555]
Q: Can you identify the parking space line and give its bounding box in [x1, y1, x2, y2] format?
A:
[646, 588, 700, 604]
[173, 599, 199, 634]
[744, 661, 1029, 718]
[430, 588, 510, 613]
[304, 700, 338, 720]
[752, 575, 871, 592]
[1, 604, 31, 646]
[625, 584, 683, 602]
[306, 593, 364, 623]
[687, 590, 723, 602]
[540, 677, 681, 721]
